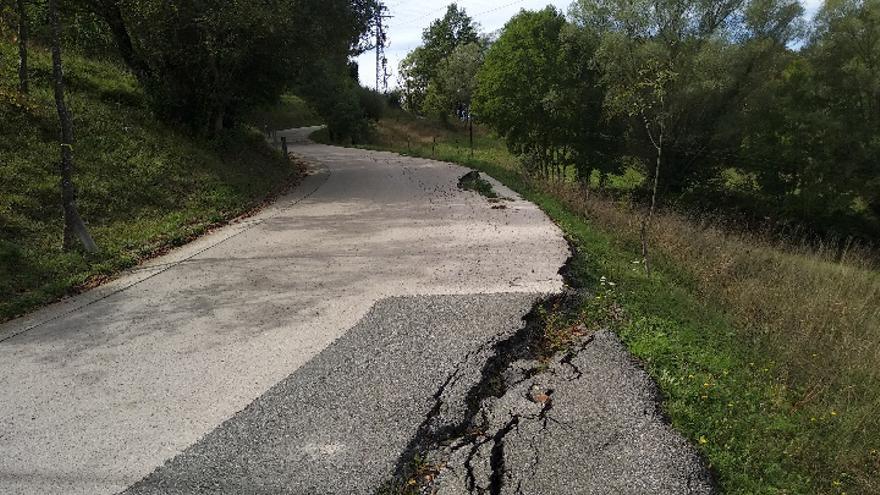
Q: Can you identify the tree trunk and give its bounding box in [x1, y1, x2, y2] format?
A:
[91, 1, 151, 85]
[16, 0, 28, 94]
[213, 107, 225, 135]
[50, 0, 97, 253]
[641, 132, 662, 278]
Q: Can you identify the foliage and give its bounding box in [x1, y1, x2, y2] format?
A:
[736, 0, 880, 235]
[245, 94, 322, 132]
[398, 3, 479, 114]
[474, 8, 611, 181]
[357, 85, 388, 122]
[422, 41, 485, 122]
[23, 0, 377, 136]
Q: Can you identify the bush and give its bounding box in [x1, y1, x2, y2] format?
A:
[357, 86, 387, 122]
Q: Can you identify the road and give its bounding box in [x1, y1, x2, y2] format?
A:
[0, 127, 570, 494]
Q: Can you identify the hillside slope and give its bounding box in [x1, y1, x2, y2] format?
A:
[0, 42, 300, 321]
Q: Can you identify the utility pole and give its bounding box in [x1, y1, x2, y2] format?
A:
[374, 3, 393, 92]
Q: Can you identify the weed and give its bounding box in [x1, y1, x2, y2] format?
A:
[457, 170, 498, 199]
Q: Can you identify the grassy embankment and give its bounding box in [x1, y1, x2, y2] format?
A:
[318, 110, 880, 495]
[0, 42, 317, 322]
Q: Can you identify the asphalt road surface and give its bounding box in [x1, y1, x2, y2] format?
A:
[0, 127, 568, 494]
[1, 128, 712, 494]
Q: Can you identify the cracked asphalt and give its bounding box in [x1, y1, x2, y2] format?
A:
[431, 330, 714, 494]
[122, 293, 539, 494]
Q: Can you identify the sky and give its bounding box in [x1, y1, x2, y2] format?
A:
[356, 0, 825, 90]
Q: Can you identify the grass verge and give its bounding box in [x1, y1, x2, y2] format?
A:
[324, 110, 880, 495]
[1, 44, 301, 322]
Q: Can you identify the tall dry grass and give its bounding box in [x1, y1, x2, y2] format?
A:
[544, 180, 880, 490]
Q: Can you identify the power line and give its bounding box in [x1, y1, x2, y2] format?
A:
[472, 0, 530, 17]
[375, 2, 394, 92]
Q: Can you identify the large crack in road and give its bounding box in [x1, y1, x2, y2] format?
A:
[381, 286, 714, 494]
[420, 329, 715, 494]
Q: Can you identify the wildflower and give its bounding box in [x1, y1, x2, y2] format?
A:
[699, 436, 708, 445]
[831, 410, 838, 416]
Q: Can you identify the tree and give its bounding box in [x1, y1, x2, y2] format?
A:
[69, 0, 377, 135]
[398, 3, 479, 114]
[603, 56, 676, 275]
[475, 8, 604, 180]
[16, 0, 28, 93]
[80, 0, 152, 85]
[574, 0, 804, 194]
[423, 40, 486, 136]
[731, 0, 879, 237]
[420, 3, 480, 71]
[48, 0, 97, 252]
[808, 0, 880, 223]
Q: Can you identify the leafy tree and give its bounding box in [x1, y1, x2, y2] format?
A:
[58, 0, 377, 136]
[422, 41, 486, 121]
[809, 0, 880, 222]
[297, 59, 373, 144]
[574, 0, 804, 194]
[474, 8, 568, 178]
[475, 8, 607, 180]
[398, 3, 479, 114]
[731, 0, 879, 237]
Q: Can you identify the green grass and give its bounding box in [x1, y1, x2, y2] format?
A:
[0, 43, 300, 322]
[332, 110, 879, 495]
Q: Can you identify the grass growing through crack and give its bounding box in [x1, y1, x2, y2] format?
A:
[333, 111, 880, 494]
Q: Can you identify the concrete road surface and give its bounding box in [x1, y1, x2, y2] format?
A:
[0, 127, 569, 494]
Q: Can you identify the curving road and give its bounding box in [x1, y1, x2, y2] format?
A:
[0, 127, 570, 494]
